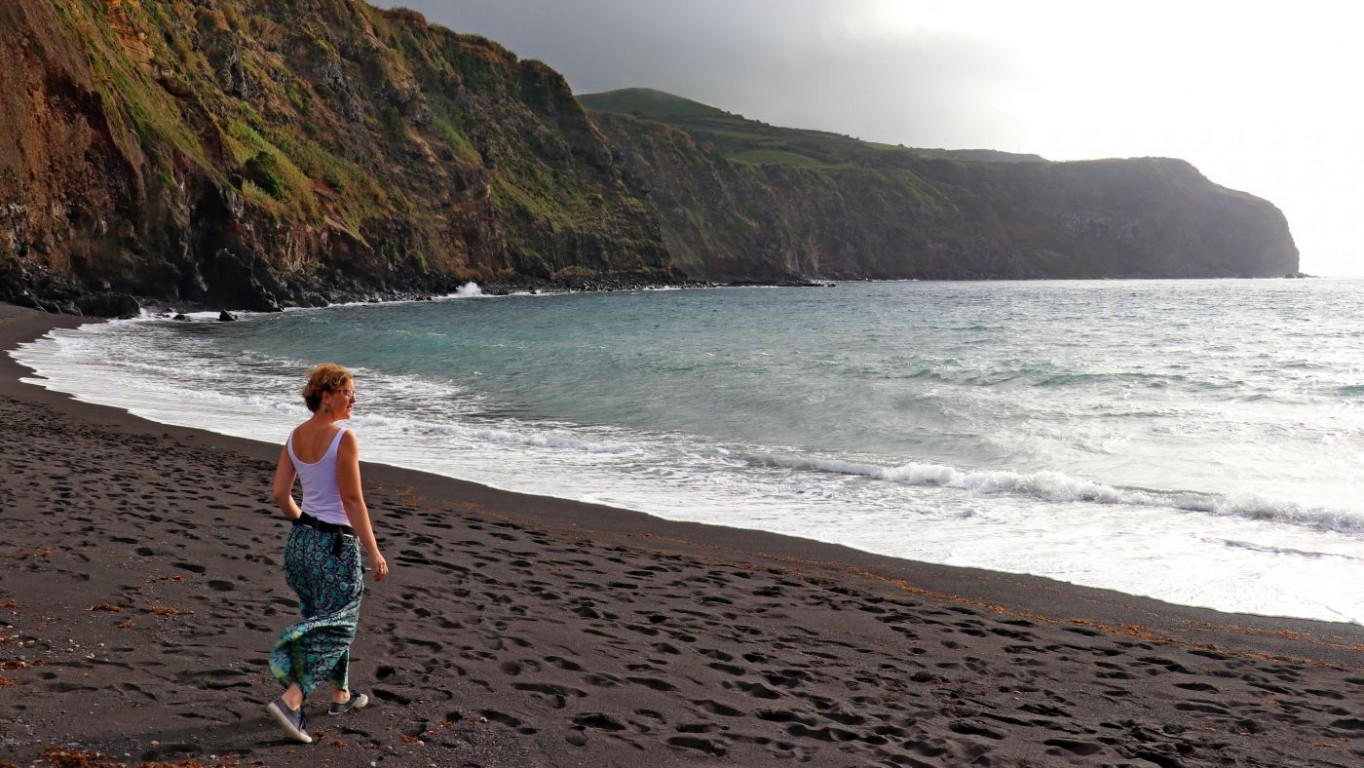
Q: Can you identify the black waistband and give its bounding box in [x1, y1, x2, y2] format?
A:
[295, 512, 353, 536]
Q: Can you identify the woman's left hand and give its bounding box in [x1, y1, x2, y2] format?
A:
[368, 549, 389, 582]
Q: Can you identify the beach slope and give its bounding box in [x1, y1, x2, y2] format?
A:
[2, 303, 1362, 767]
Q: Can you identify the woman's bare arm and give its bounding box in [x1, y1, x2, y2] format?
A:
[336, 430, 389, 582]
[271, 444, 302, 520]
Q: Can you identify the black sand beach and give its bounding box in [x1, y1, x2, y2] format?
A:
[3, 302, 1364, 767]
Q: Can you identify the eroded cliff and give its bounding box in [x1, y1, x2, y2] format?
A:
[1, 0, 677, 313]
[584, 92, 1298, 282]
[0, 3, 1298, 316]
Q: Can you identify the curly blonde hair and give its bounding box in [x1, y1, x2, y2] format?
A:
[302, 363, 353, 413]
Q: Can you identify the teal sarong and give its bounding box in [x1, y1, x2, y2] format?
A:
[269, 523, 364, 695]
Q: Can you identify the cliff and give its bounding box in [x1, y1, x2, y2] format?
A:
[582, 89, 1298, 282]
[0, 0, 678, 314]
[0, 3, 1298, 316]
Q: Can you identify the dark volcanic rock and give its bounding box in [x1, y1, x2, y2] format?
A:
[76, 292, 141, 318]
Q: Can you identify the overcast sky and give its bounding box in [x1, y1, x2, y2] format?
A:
[373, 0, 1362, 277]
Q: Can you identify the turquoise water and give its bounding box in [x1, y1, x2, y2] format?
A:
[15, 280, 1364, 623]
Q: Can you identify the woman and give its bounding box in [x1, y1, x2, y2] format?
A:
[266, 363, 389, 744]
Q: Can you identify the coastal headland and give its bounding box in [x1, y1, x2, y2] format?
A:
[4, 302, 1364, 767]
[2, 0, 1297, 318]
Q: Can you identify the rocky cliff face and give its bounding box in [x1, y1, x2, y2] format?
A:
[0, 1, 1298, 316]
[589, 108, 1298, 282]
[0, 0, 679, 314]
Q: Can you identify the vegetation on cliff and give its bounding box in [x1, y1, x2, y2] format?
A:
[1, 0, 678, 313]
[0, 2, 1298, 315]
[580, 88, 1298, 282]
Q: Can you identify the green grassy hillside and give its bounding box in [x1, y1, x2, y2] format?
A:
[576, 87, 731, 119]
[577, 88, 1045, 169]
[584, 89, 1298, 282]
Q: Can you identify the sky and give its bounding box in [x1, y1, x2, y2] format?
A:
[372, 0, 1362, 277]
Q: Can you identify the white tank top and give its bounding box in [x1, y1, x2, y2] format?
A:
[286, 427, 350, 527]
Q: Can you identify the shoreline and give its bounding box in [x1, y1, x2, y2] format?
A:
[4, 301, 1364, 767]
[19, 288, 1363, 626]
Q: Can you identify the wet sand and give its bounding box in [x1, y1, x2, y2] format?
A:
[3, 301, 1364, 767]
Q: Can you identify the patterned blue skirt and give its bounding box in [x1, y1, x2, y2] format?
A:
[269, 523, 364, 695]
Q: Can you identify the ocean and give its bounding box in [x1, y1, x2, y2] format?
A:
[13, 279, 1364, 624]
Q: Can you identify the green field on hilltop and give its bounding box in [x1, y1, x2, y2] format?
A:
[576, 88, 1044, 169]
[575, 87, 730, 119]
